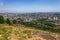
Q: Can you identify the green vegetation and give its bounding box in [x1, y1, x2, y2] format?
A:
[0, 24, 32, 40]
[0, 16, 60, 40]
[0, 16, 60, 33]
[23, 19, 60, 33]
[0, 16, 5, 24]
[6, 18, 12, 25]
[0, 24, 12, 40]
[12, 19, 17, 24]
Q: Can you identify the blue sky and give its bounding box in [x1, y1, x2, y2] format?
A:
[0, 0, 60, 13]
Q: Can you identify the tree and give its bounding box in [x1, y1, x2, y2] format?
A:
[0, 16, 5, 24]
[17, 18, 24, 24]
[6, 18, 11, 25]
[12, 19, 17, 24]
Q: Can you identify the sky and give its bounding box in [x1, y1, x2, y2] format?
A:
[0, 0, 60, 13]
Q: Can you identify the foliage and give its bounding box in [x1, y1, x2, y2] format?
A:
[22, 19, 60, 33]
[0, 16, 5, 24]
[17, 19, 24, 24]
[6, 18, 12, 25]
[12, 19, 17, 24]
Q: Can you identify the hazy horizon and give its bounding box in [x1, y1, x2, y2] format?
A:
[0, 0, 60, 13]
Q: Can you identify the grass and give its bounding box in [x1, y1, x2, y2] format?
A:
[0, 24, 60, 40]
[0, 24, 33, 40]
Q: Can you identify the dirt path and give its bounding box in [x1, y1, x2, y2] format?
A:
[9, 24, 60, 40]
[26, 30, 57, 40]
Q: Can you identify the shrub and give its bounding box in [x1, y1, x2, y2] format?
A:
[6, 18, 11, 25]
[0, 16, 5, 24]
[12, 19, 17, 24]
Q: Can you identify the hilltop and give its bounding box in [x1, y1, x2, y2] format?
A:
[0, 24, 60, 40]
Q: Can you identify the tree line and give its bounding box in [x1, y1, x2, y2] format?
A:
[0, 16, 23, 25]
[0, 16, 60, 33]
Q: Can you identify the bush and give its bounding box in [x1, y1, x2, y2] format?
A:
[0, 16, 5, 24]
[12, 19, 17, 24]
[6, 18, 11, 25]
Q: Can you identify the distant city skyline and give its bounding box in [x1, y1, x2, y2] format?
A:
[0, 0, 60, 13]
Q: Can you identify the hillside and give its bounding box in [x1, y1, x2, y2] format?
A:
[0, 24, 60, 40]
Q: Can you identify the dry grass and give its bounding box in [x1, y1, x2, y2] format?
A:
[0, 24, 60, 40]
